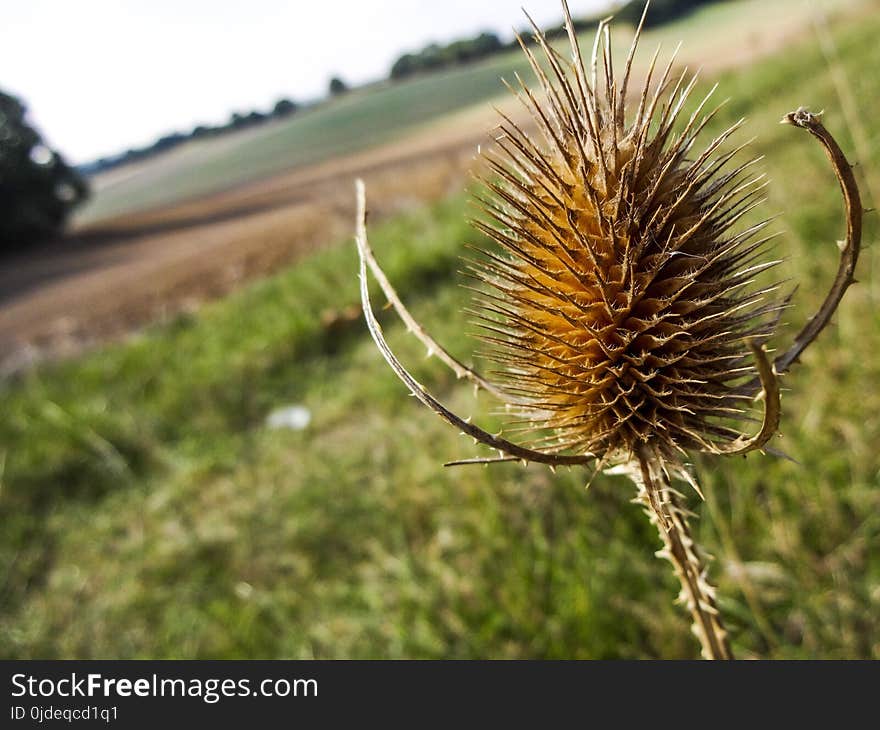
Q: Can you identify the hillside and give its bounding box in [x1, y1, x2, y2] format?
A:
[1, 0, 869, 373]
[76, 0, 862, 225]
[1, 1, 878, 659]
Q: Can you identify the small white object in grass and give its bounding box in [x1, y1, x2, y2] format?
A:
[266, 405, 311, 430]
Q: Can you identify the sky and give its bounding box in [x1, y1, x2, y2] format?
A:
[1, 0, 615, 165]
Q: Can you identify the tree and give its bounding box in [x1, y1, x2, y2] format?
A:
[390, 53, 416, 80]
[328, 76, 348, 96]
[616, 0, 721, 27]
[191, 124, 215, 138]
[272, 98, 298, 117]
[472, 32, 503, 58]
[153, 131, 186, 153]
[0, 89, 88, 251]
[389, 32, 504, 81]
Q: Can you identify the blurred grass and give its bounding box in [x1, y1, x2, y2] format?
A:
[2, 7, 880, 658]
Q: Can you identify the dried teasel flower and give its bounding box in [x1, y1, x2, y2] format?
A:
[355, 1, 862, 659]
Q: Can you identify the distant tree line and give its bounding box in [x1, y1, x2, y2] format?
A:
[388, 22, 617, 81]
[81, 68, 358, 177]
[389, 0, 726, 81]
[0, 89, 89, 251]
[80, 97, 300, 176]
[390, 32, 504, 79]
[615, 0, 724, 27]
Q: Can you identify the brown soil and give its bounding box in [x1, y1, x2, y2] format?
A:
[0, 104, 502, 373]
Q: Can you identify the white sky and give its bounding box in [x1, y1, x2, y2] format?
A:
[1, 0, 614, 164]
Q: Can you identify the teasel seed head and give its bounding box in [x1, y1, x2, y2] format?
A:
[469, 3, 785, 466]
[355, 0, 862, 662]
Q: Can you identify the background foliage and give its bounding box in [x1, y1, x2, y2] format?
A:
[0, 90, 88, 250]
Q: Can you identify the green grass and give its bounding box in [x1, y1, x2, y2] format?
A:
[2, 7, 879, 658]
[75, 0, 863, 224]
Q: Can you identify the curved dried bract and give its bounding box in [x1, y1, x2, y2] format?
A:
[443, 456, 519, 466]
[356, 181, 595, 467]
[703, 340, 780, 455]
[355, 180, 507, 400]
[773, 107, 863, 374]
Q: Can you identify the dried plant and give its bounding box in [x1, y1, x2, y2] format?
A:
[354, 0, 862, 659]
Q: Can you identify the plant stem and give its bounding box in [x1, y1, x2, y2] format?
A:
[635, 448, 733, 660]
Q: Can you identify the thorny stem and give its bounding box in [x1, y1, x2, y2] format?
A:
[635, 448, 733, 660]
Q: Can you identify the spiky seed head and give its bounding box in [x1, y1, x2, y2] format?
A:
[471, 5, 784, 465]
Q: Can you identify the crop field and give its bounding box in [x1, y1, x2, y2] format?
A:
[1, 0, 879, 658]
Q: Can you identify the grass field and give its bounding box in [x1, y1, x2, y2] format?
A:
[76, 0, 863, 225]
[2, 3, 879, 658]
